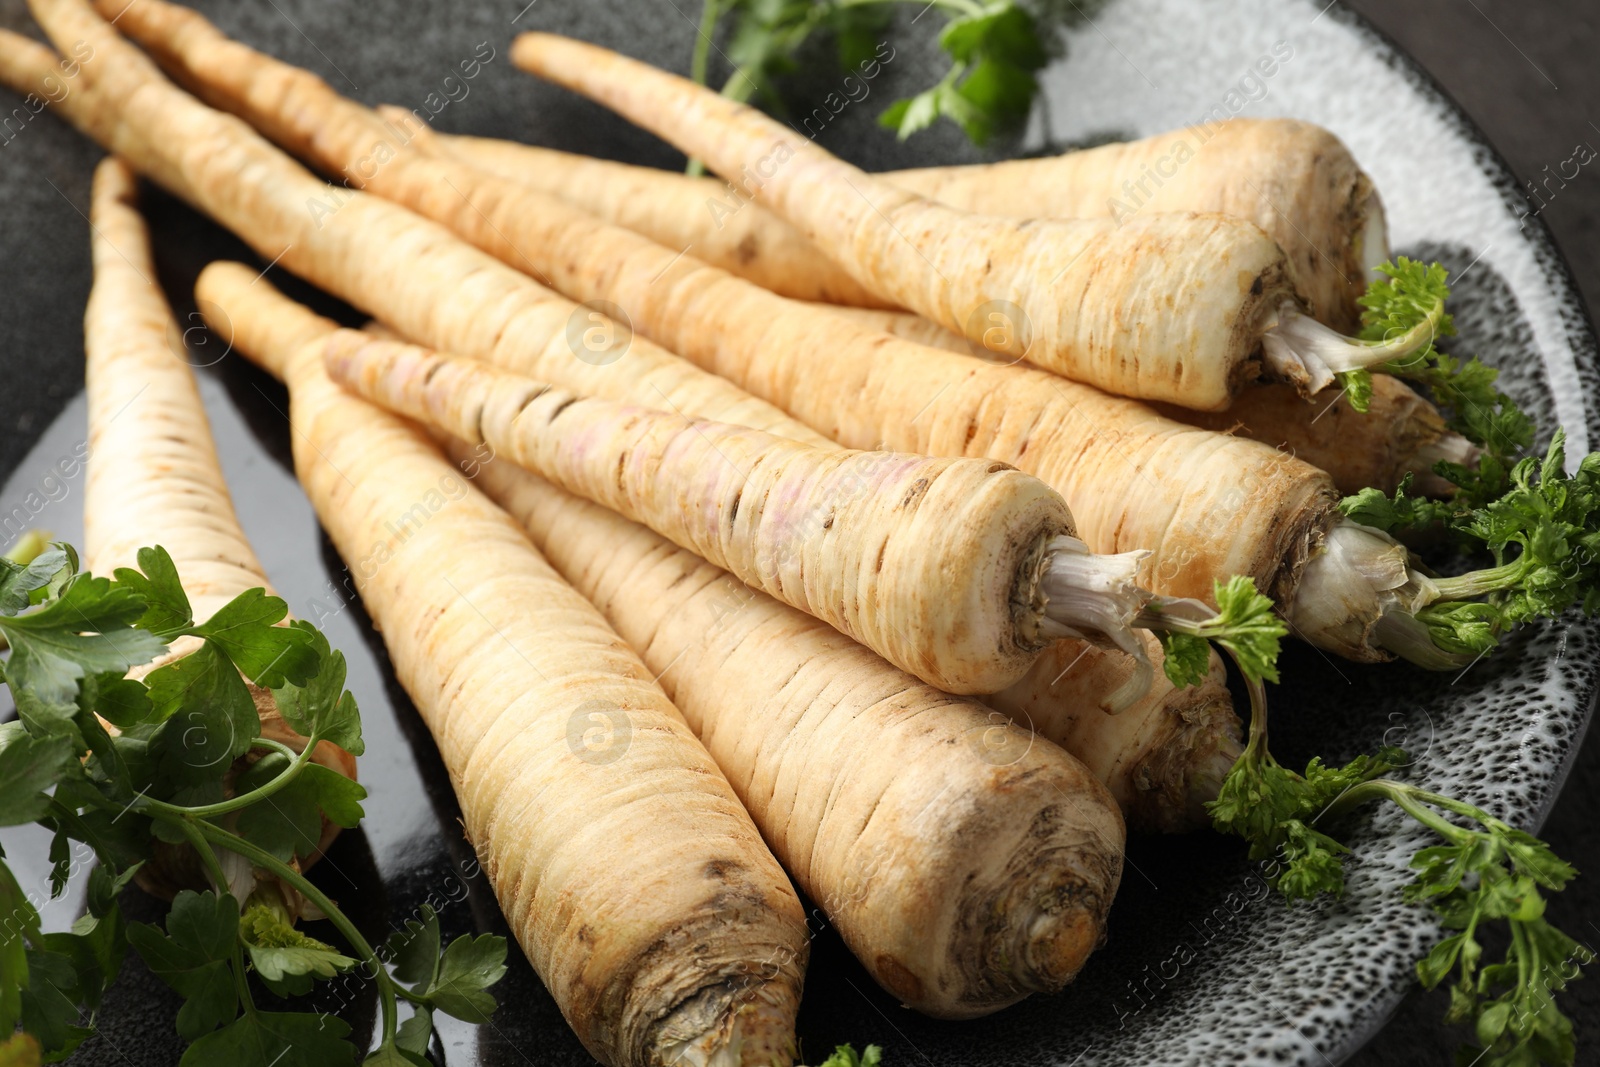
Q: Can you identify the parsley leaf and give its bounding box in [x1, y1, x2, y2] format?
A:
[44, 781, 153, 874]
[270, 622, 364, 756]
[880, 2, 1046, 144]
[429, 933, 509, 1024]
[239, 902, 357, 989]
[0, 861, 42, 1037]
[1334, 367, 1374, 415]
[814, 1045, 884, 1067]
[720, 0, 848, 114]
[705, 0, 1063, 149]
[1403, 816, 1591, 1066]
[0, 733, 77, 827]
[1154, 631, 1211, 690]
[383, 905, 507, 1024]
[233, 759, 367, 864]
[180, 1011, 356, 1067]
[1343, 432, 1600, 665]
[393, 1009, 434, 1059]
[82, 670, 156, 731]
[1347, 258, 1533, 504]
[1147, 576, 1286, 688]
[1358, 258, 1454, 363]
[113, 547, 193, 635]
[144, 641, 260, 785]
[187, 588, 318, 688]
[126, 890, 240, 1041]
[18, 957, 99, 1061]
[385, 906, 443, 989]
[46, 830, 71, 901]
[0, 544, 74, 616]
[1209, 747, 1402, 900]
[1339, 474, 1454, 535]
[18, 948, 88, 1056]
[0, 573, 166, 706]
[1204, 576, 1287, 685]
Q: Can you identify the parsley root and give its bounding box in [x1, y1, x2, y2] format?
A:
[456, 440, 1126, 1017]
[886, 118, 1385, 332]
[988, 635, 1242, 833]
[432, 126, 896, 310]
[321, 329, 1284, 696]
[430, 117, 1382, 332]
[194, 259, 811, 1067]
[1158, 377, 1477, 498]
[821, 304, 1478, 497]
[82, 156, 357, 906]
[506, 33, 1431, 410]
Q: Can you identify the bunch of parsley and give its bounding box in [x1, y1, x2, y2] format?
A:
[0, 542, 506, 1065]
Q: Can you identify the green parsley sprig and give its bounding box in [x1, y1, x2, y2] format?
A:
[1342, 430, 1600, 661]
[690, 0, 1064, 163]
[1209, 667, 1591, 1066]
[0, 542, 507, 1065]
[1338, 258, 1534, 505]
[876, 2, 1048, 144]
[1143, 575, 1288, 690]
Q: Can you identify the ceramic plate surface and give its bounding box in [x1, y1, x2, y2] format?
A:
[0, 0, 1595, 1064]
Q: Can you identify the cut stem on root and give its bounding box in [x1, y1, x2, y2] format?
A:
[1261, 302, 1446, 395]
[1040, 539, 1235, 709]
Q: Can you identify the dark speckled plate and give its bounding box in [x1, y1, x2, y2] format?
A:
[0, 1, 1595, 1065]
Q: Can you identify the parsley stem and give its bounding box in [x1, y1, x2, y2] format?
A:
[2, 529, 50, 565]
[1429, 559, 1530, 602]
[1513, 920, 1534, 1005]
[685, 0, 720, 176]
[171, 818, 259, 1017]
[1214, 643, 1272, 767]
[250, 736, 300, 762]
[138, 732, 322, 820]
[838, 0, 984, 16]
[1323, 778, 1492, 846]
[690, 0, 718, 87]
[189, 819, 399, 1046]
[393, 985, 430, 1007]
[1040, 539, 1155, 703]
[1385, 784, 1476, 843]
[1236, 664, 1272, 765]
[1136, 599, 1219, 638]
[171, 817, 230, 892]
